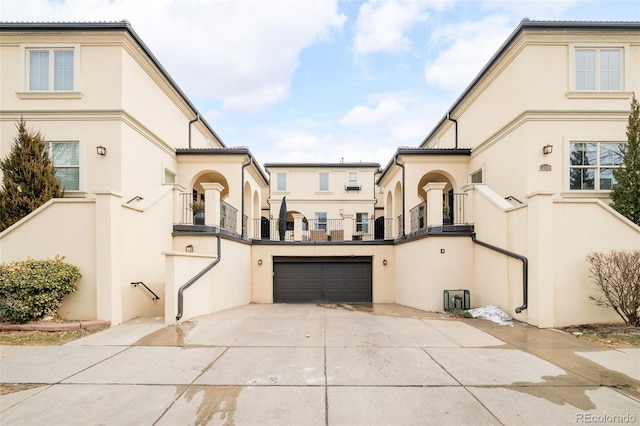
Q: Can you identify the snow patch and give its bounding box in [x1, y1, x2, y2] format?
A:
[467, 305, 513, 326]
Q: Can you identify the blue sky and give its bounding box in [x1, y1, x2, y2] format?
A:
[2, 0, 639, 165]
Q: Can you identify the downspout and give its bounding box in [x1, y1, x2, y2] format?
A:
[447, 113, 458, 149]
[241, 153, 253, 238]
[394, 156, 406, 237]
[471, 233, 528, 313]
[188, 114, 200, 149]
[176, 234, 221, 321]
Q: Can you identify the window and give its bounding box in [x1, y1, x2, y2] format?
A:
[569, 142, 625, 191]
[356, 212, 369, 233]
[315, 212, 327, 231]
[348, 172, 358, 187]
[470, 168, 483, 184]
[318, 172, 329, 191]
[575, 48, 621, 91]
[164, 169, 176, 184]
[47, 142, 79, 190]
[276, 172, 287, 191]
[28, 48, 75, 91]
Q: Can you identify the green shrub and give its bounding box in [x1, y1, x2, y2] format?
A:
[0, 255, 81, 323]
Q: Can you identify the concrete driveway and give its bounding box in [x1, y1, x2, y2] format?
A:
[1, 304, 639, 425]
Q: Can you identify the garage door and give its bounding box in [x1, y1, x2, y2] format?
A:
[273, 257, 372, 303]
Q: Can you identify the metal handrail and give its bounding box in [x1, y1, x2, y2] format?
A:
[176, 235, 222, 321]
[131, 282, 160, 301]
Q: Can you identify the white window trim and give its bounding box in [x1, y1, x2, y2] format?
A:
[563, 138, 626, 193]
[347, 171, 359, 188]
[46, 140, 83, 194]
[567, 43, 630, 98]
[17, 43, 82, 98]
[318, 171, 331, 193]
[274, 171, 288, 193]
[470, 165, 485, 184]
[163, 167, 177, 185]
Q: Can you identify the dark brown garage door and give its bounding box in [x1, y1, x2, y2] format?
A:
[273, 257, 372, 303]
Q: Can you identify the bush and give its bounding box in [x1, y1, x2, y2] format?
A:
[0, 255, 81, 323]
[587, 250, 640, 326]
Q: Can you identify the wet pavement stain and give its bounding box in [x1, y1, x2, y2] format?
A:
[133, 321, 195, 346]
[322, 303, 442, 319]
[509, 376, 599, 410]
[184, 385, 243, 426]
[464, 318, 640, 400]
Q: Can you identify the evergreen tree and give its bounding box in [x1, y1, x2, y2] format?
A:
[0, 120, 64, 232]
[610, 94, 640, 227]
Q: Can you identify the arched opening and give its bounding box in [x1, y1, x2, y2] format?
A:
[393, 182, 403, 236]
[192, 170, 230, 201]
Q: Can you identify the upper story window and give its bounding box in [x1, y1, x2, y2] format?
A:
[348, 172, 358, 187]
[29, 48, 74, 90]
[47, 141, 79, 191]
[318, 172, 330, 191]
[276, 172, 287, 192]
[314, 212, 327, 231]
[569, 44, 628, 96]
[19, 45, 81, 98]
[575, 48, 620, 91]
[569, 142, 625, 191]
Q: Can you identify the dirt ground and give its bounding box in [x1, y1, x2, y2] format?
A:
[559, 323, 640, 348]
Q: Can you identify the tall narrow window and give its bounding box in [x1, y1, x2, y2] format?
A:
[356, 212, 369, 233]
[318, 172, 329, 191]
[54, 50, 74, 90]
[315, 212, 327, 231]
[276, 172, 287, 191]
[48, 141, 80, 190]
[29, 50, 49, 90]
[600, 50, 620, 91]
[348, 172, 358, 187]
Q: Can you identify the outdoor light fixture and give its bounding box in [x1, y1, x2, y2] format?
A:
[378, 187, 384, 194]
[258, 259, 263, 265]
[383, 259, 388, 266]
[185, 245, 193, 253]
[339, 209, 344, 215]
[543, 144, 553, 155]
[96, 145, 107, 156]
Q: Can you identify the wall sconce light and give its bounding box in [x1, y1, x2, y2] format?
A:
[383, 259, 388, 266]
[339, 209, 344, 216]
[543, 144, 553, 155]
[185, 245, 193, 253]
[378, 187, 384, 194]
[258, 259, 263, 265]
[96, 145, 107, 156]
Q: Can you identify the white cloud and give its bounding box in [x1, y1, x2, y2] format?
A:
[424, 15, 516, 93]
[0, 0, 346, 114]
[276, 135, 319, 152]
[340, 98, 405, 126]
[353, 0, 429, 55]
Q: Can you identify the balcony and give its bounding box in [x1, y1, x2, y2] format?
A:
[408, 193, 473, 236]
[252, 217, 394, 242]
[176, 192, 239, 234]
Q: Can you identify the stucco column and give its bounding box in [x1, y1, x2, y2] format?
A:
[292, 213, 304, 241]
[424, 182, 447, 228]
[202, 183, 224, 227]
[342, 214, 354, 240]
[94, 191, 123, 326]
[172, 183, 187, 224]
[527, 191, 555, 327]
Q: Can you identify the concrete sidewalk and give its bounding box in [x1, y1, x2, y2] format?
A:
[1, 304, 639, 425]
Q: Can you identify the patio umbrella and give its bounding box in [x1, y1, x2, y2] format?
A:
[278, 196, 287, 241]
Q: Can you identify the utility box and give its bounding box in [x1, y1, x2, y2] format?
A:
[443, 289, 470, 312]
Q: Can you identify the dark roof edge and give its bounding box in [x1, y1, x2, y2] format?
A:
[0, 21, 227, 148]
[377, 148, 472, 184]
[418, 19, 640, 148]
[176, 147, 268, 184]
[264, 162, 381, 169]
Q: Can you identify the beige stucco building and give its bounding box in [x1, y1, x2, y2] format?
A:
[1, 20, 638, 328]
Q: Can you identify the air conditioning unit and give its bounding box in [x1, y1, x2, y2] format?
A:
[443, 289, 470, 312]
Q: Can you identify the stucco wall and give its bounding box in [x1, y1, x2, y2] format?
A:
[251, 244, 395, 304]
[395, 236, 474, 312]
[0, 200, 97, 320]
[164, 236, 252, 324]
